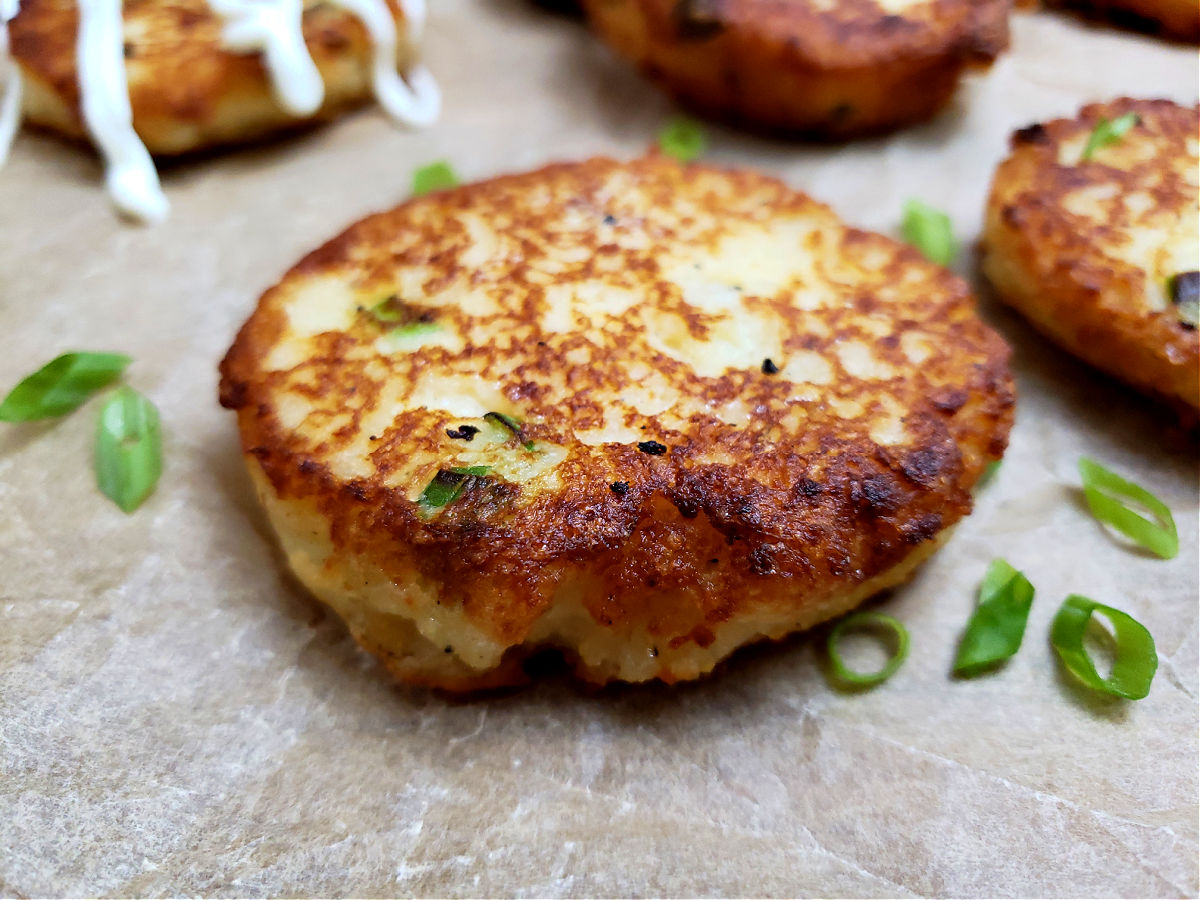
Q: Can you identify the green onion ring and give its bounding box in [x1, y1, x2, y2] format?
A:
[827, 612, 910, 688]
[1050, 595, 1157, 700]
[1078, 457, 1178, 559]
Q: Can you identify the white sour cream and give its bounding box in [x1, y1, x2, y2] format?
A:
[76, 0, 169, 222]
[325, 0, 439, 127]
[0, 0, 21, 167]
[208, 0, 324, 116]
[0, 0, 438, 223]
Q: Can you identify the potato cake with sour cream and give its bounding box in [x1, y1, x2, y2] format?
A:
[7, 0, 433, 157]
[578, 0, 1010, 137]
[982, 98, 1199, 416]
[220, 156, 1014, 691]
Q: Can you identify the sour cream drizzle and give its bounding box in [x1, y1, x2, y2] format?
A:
[0, 0, 437, 222]
[0, 0, 21, 167]
[323, 0, 439, 126]
[76, 0, 169, 221]
[209, 0, 324, 116]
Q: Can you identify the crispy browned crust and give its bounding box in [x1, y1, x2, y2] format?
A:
[579, 0, 1010, 137]
[220, 156, 1014, 689]
[982, 98, 1200, 416]
[9, 0, 419, 155]
[1050, 0, 1199, 41]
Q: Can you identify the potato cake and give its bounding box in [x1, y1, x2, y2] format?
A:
[982, 98, 1199, 415]
[8, 0, 434, 156]
[220, 156, 1014, 690]
[1051, 0, 1199, 42]
[578, 0, 1010, 137]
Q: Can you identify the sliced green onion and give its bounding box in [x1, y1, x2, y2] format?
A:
[901, 199, 957, 266]
[95, 386, 162, 513]
[1078, 457, 1177, 559]
[1081, 112, 1139, 161]
[367, 298, 404, 323]
[412, 160, 460, 197]
[826, 612, 909, 688]
[657, 116, 707, 163]
[450, 465, 491, 476]
[953, 559, 1035, 676]
[1050, 595, 1157, 700]
[977, 460, 1001, 489]
[392, 322, 440, 338]
[1168, 271, 1199, 328]
[0, 352, 131, 422]
[417, 466, 490, 513]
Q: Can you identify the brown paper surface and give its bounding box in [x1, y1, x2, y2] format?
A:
[1, 3, 1197, 896]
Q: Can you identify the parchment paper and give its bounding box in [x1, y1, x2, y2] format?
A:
[1, 3, 1197, 896]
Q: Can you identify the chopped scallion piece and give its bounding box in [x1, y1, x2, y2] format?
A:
[953, 559, 1035, 676]
[484, 411, 522, 435]
[368, 298, 404, 323]
[977, 460, 1001, 489]
[392, 322, 440, 338]
[1078, 457, 1177, 559]
[657, 116, 707, 163]
[826, 611, 909, 688]
[0, 352, 131, 422]
[1168, 271, 1199, 328]
[1050, 595, 1157, 700]
[901, 199, 957, 266]
[418, 466, 490, 513]
[1081, 113, 1139, 161]
[95, 386, 162, 513]
[412, 160, 460, 197]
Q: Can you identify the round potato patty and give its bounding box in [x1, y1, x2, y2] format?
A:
[1051, 0, 1199, 42]
[219, 156, 1014, 690]
[8, 0, 427, 156]
[982, 98, 1199, 416]
[579, 0, 1010, 137]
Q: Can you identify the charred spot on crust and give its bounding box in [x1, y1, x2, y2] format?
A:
[1012, 122, 1049, 146]
[931, 388, 969, 413]
[445, 425, 479, 441]
[794, 478, 823, 498]
[610, 481, 629, 496]
[900, 512, 942, 544]
[637, 440, 668, 455]
[856, 474, 902, 516]
[672, 0, 724, 40]
[761, 357, 779, 374]
[674, 497, 699, 518]
[218, 378, 248, 410]
[901, 447, 948, 487]
[748, 545, 775, 574]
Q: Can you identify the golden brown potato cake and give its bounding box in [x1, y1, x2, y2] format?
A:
[982, 98, 1199, 416]
[219, 156, 1014, 691]
[8, 0, 423, 155]
[1050, 0, 1199, 42]
[579, 0, 1011, 137]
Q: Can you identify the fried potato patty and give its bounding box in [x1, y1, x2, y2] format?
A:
[9, 0, 422, 155]
[220, 156, 1014, 690]
[982, 99, 1199, 415]
[579, 0, 1010, 137]
[1051, 0, 1199, 41]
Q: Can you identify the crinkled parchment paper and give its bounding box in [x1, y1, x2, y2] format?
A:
[0, 3, 1197, 895]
